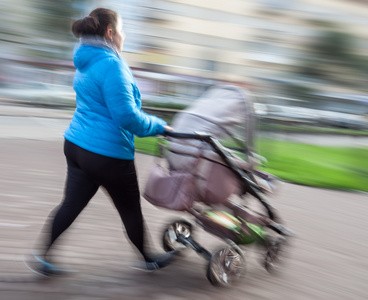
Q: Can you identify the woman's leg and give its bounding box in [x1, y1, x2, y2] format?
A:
[40, 141, 99, 258]
[93, 158, 176, 269]
[44, 160, 99, 256]
[100, 161, 147, 258]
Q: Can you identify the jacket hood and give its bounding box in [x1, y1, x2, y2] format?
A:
[73, 45, 97, 71]
[73, 45, 115, 71]
[73, 36, 119, 71]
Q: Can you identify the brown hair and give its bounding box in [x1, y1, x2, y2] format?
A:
[72, 8, 119, 38]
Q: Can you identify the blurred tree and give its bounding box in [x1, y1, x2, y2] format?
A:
[312, 30, 352, 61]
[30, 0, 87, 59]
[35, 0, 74, 38]
[298, 28, 368, 92]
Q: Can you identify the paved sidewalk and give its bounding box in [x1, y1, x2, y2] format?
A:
[0, 104, 367, 299]
[0, 103, 72, 141]
[0, 102, 74, 119]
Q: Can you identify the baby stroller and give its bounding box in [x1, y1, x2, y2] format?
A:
[144, 85, 292, 286]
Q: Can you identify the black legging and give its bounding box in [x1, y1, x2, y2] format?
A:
[42, 139, 147, 259]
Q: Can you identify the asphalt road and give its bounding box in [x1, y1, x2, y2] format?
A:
[0, 105, 367, 299]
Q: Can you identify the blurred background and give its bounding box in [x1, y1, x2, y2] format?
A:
[1, 3, 367, 298]
[1, 0, 368, 191]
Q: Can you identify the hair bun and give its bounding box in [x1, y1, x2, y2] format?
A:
[71, 8, 119, 38]
[72, 15, 100, 38]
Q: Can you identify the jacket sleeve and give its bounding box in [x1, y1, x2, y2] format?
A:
[101, 58, 167, 137]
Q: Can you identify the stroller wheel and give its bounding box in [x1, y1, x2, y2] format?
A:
[206, 246, 245, 287]
[162, 219, 193, 253]
[264, 236, 287, 274]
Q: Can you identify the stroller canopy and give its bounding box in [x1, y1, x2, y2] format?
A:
[171, 85, 256, 153]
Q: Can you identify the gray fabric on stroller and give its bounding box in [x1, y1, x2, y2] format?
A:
[165, 85, 258, 205]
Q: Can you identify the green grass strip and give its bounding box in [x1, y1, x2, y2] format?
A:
[257, 139, 368, 192]
[135, 137, 368, 192]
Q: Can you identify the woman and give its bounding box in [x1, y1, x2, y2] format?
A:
[28, 8, 175, 276]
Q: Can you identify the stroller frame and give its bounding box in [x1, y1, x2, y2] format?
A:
[159, 130, 292, 287]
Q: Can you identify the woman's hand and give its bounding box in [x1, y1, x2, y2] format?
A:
[163, 126, 174, 132]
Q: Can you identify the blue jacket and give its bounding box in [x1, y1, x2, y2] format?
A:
[64, 44, 167, 160]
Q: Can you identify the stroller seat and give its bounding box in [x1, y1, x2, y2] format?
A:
[164, 84, 259, 206]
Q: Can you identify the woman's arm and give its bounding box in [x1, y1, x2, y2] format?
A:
[102, 59, 167, 137]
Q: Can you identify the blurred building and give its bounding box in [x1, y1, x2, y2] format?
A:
[116, 0, 368, 111]
[116, 1, 367, 79]
[1, 0, 367, 116]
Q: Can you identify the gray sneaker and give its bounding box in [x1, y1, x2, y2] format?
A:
[24, 253, 72, 277]
[133, 250, 178, 272]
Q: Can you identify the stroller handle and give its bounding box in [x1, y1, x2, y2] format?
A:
[163, 130, 212, 142]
